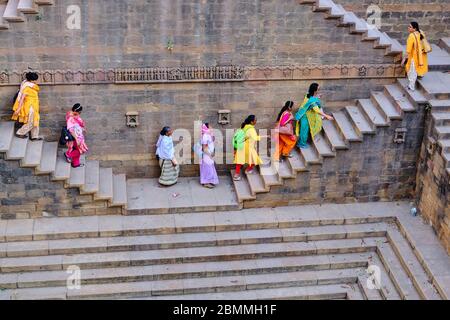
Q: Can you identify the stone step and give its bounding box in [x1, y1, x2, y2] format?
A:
[52, 150, 71, 181]
[430, 100, 450, 112]
[312, 131, 335, 157]
[68, 161, 85, 188]
[36, 141, 58, 174]
[344, 105, 375, 136]
[64, 269, 362, 299]
[81, 160, 100, 194]
[418, 72, 450, 99]
[4, 205, 397, 242]
[96, 167, 114, 201]
[3, 0, 25, 22]
[0, 121, 14, 152]
[111, 174, 127, 207]
[0, 253, 371, 289]
[2, 223, 387, 258]
[245, 171, 268, 195]
[229, 170, 255, 202]
[21, 139, 43, 168]
[438, 37, 450, 53]
[299, 145, 321, 165]
[377, 242, 421, 300]
[357, 274, 383, 300]
[1, 282, 352, 300]
[384, 84, 416, 113]
[432, 112, 450, 126]
[259, 161, 282, 187]
[6, 135, 28, 160]
[397, 78, 428, 105]
[386, 227, 442, 300]
[332, 110, 362, 142]
[435, 126, 450, 139]
[0, 3, 10, 29]
[277, 158, 295, 179]
[287, 148, 307, 172]
[0, 238, 382, 273]
[369, 254, 402, 300]
[357, 99, 389, 127]
[438, 139, 450, 153]
[370, 91, 402, 121]
[322, 120, 348, 150]
[17, 0, 38, 14]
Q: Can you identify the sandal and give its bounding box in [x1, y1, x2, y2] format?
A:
[233, 174, 241, 181]
[71, 163, 85, 168]
[15, 133, 27, 139]
[30, 137, 43, 141]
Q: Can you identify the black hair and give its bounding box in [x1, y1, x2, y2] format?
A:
[25, 72, 39, 81]
[276, 101, 294, 122]
[410, 21, 424, 40]
[241, 115, 256, 129]
[160, 126, 171, 136]
[72, 103, 83, 113]
[204, 122, 209, 128]
[307, 83, 320, 99]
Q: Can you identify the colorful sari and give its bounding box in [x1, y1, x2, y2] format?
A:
[234, 124, 263, 166]
[66, 111, 88, 154]
[274, 111, 296, 160]
[156, 135, 179, 186]
[295, 95, 323, 148]
[200, 124, 219, 185]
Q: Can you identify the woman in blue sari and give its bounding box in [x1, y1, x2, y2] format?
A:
[295, 83, 334, 148]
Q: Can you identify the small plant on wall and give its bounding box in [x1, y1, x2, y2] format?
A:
[166, 39, 174, 52]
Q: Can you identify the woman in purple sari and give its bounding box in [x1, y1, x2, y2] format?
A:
[200, 123, 219, 188]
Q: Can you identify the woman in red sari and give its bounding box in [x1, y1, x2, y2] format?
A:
[65, 104, 88, 168]
[274, 101, 296, 161]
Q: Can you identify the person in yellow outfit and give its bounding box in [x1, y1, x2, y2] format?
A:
[402, 21, 429, 91]
[233, 115, 266, 181]
[11, 72, 42, 140]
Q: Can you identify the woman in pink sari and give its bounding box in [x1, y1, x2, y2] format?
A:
[199, 123, 219, 188]
[65, 103, 88, 168]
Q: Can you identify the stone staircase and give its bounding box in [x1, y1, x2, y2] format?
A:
[231, 76, 427, 204]
[0, 122, 129, 212]
[0, 202, 448, 300]
[300, 0, 403, 59]
[0, 0, 54, 30]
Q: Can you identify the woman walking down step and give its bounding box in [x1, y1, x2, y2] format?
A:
[402, 21, 429, 91]
[199, 123, 219, 188]
[274, 100, 296, 162]
[11, 72, 43, 140]
[233, 115, 265, 181]
[156, 126, 179, 186]
[65, 104, 88, 168]
[295, 83, 334, 149]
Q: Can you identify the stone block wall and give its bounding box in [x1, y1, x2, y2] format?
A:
[335, 0, 450, 43]
[415, 110, 450, 253]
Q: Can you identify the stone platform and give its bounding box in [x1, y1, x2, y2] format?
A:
[0, 201, 448, 300]
[126, 177, 240, 214]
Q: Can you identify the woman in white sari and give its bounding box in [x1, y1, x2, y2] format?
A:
[156, 126, 179, 186]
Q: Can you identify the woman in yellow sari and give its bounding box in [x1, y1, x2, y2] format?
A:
[12, 72, 42, 140]
[402, 21, 429, 91]
[233, 115, 264, 181]
[295, 83, 334, 149]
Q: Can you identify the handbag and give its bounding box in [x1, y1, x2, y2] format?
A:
[278, 121, 293, 136]
[59, 126, 75, 146]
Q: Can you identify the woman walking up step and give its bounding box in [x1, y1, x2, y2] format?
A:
[65, 104, 88, 168]
[12, 72, 43, 140]
[233, 115, 265, 181]
[402, 21, 429, 91]
[156, 126, 179, 186]
[295, 83, 334, 149]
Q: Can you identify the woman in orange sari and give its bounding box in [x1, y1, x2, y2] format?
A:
[274, 101, 296, 161]
[11, 72, 42, 140]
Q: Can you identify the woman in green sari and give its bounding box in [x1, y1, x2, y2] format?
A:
[295, 83, 334, 149]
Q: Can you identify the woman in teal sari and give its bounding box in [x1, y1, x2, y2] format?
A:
[295, 83, 334, 148]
